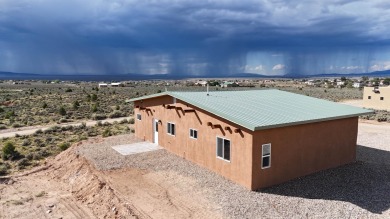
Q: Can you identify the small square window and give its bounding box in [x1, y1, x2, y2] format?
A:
[189, 129, 198, 139]
[368, 96, 371, 99]
[136, 114, 141, 120]
[380, 97, 384, 100]
[167, 122, 175, 135]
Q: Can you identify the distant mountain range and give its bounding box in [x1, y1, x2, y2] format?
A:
[0, 70, 390, 81]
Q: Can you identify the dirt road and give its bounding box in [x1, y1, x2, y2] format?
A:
[0, 117, 132, 139]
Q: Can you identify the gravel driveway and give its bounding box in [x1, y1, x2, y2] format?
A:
[78, 122, 390, 218]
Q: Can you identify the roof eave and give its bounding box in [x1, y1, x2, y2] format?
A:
[253, 111, 374, 131]
[125, 91, 171, 103]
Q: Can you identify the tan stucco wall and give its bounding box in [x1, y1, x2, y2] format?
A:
[363, 86, 390, 110]
[251, 117, 358, 190]
[134, 95, 254, 189]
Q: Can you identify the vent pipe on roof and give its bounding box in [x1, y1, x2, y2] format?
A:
[207, 84, 209, 96]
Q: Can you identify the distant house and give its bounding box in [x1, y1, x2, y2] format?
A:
[99, 82, 122, 87]
[363, 86, 390, 110]
[336, 81, 345, 86]
[128, 90, 372, 190]
[305, 80, 315, 86]
[195, 81, 208, 87]
[221, 81, 239, 88]
[110, 82, 122, 87]
[353, 82, 363, 88]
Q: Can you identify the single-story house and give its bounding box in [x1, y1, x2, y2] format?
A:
[221, 81, 239, 88]
[353, 82, 363, 88]
[127, 90, 372, 190]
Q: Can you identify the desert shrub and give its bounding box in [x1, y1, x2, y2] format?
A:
[129, 118, 135, 124]
[0, 107, 4, 113]
[65, 88, 73, 92]
[59, 106, 66, 116]
[22, 139, 31, 146]
[17, 158, 30, 169]
[35, 129, 43, 134]
[61, 125, 73, 131]
[115, 105, 120, 110]
[91, 104, 98, 112]
[5, 111, 15, 119]
[91, 94, 98, 101]
[0, 163, 10, 175]
[108, 110, 125, 118]
[130, 128, 135, 133]
[119, 119, 128, 124]
[58, 118, 69, 123]
[58, 142, 70, 151]
[91, 113, 107, 120]
[2, 142, 20, 160]
[102, 128, 112, 137]
[43, 126, 60, 133]
[42, 102, 48, 109]
[73, 100, 80, 109]
[12, 123, 23, 128]
[0, 124, 7, 130]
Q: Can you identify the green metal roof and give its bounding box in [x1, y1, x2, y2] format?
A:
[127, 90, 373, 131]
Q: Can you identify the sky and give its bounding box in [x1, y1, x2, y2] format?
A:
[1, 0, 390, 76]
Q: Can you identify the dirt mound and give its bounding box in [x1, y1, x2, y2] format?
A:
[48, 141, 139, 218]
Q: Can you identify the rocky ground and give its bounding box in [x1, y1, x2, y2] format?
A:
[0, 120, 389, 218]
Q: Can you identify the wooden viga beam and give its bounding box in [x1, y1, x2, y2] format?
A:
[162, 104, 176, 109]
[184, 109, 195, 113]
[234, 128, 241, 133]
[207, 122, 222, 129]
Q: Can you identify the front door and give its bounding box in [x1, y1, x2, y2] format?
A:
[153, 119, 159, 144]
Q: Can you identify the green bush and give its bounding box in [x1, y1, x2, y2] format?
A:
[108, 110, 125, 118]
[91, 104, 98, 112]
[91, 113, 107, 120]
[58, 142, 70, 151]
[2, 142, 20, 160]
[0, 163, 10, 175]
[59, 106, 66, 116]
[102, 128, 111, 137]
[17, 158, 30, 169]
[12, 123, 23, 128]
[129, 118, 135, 124]
[91, 94, 98, 101]
[73, 100, 80, 109]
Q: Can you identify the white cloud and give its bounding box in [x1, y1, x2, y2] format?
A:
[244, 65, 264, 73]
[346, 66, 361, 70]
[272, 64, 285, 71]
[369, 61, 390, 71]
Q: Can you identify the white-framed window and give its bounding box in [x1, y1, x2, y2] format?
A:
[167, 122, 175, 136]
[189, 129, 198, 139]
[262, 143, 271, 169]
[216, 137, 230, 162]
[380, 97, 384, 100]
[136, 114, 141, 121]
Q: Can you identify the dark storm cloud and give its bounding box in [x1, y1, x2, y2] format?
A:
[0, 0, 390, 75]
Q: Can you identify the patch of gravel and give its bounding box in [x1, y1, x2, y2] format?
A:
[78, 129, 390, 218]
